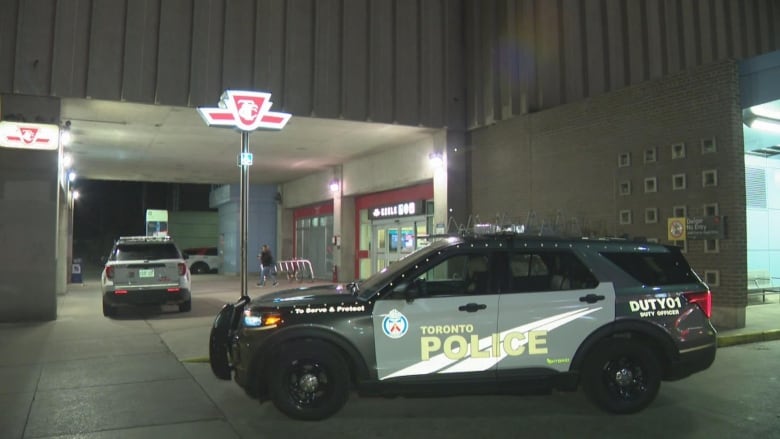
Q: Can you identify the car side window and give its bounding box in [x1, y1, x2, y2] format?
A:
[508, 250, 598, 292]
[387, 252, 493, 298]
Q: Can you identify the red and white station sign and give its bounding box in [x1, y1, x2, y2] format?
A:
[197, 90, 291, 131]
[0, 121, 60, 150]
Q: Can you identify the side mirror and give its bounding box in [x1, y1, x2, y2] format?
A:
[404, 278, 426, 303]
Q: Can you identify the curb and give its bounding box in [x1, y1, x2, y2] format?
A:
[717, 329, 780, 347]
[182, 357, 209, 363]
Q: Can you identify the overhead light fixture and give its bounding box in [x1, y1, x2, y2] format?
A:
[329, 180, 340, 193]
[745, 114, 780, 134]
[428, 152, 444, 168]
[60, 120, 72, 146]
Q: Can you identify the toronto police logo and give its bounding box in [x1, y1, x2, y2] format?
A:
[382, 309, 408, 339]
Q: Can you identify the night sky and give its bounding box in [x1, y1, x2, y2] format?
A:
[72, 180, 213, 267]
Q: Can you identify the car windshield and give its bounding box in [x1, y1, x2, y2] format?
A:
[113, 243, 181, 261]
[356, 238, 457, 299]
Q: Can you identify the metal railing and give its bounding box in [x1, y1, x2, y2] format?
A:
[275, 259, 315, 282]
[749, 277, 780, 304]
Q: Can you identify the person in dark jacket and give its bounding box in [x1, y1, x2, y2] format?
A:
[257, 244, 278, 286]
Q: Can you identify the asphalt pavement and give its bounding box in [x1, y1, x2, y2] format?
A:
[0, 273, 778, 438]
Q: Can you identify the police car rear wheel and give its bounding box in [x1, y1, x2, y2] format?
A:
[581, 339, 661, 414]
[269, 340, 350, 421]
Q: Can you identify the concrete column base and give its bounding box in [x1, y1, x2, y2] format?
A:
[711, 305, 747, 330]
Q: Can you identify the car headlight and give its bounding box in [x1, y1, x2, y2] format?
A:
[242, 309, 282, 328]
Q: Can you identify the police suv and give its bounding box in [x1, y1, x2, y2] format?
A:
[209, 226, 716, 420]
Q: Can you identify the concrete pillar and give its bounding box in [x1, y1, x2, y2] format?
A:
[0, 94, 61, 321]
[445, 129, 468, 229]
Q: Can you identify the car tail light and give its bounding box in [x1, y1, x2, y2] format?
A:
[178, 262, 186, 276]
[105, 266, 114, 280]
[167, 287, 180, 293]
[114, 290, 128, 295]
[683, 290, 712, 319]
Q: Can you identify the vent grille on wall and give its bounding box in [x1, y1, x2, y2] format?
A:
[746, 167, 767, 208]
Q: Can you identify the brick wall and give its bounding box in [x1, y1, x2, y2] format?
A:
[468, 60, 747, 328]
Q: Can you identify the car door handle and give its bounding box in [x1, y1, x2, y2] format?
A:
[579, 294, 605, 303]
[458, 303, 487, 313]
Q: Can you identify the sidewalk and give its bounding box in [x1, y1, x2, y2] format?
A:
[0, 274, 778, 438]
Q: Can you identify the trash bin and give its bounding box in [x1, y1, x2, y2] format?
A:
[70, 257, 83, 283]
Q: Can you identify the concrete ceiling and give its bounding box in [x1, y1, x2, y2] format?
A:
[60, 98, 440, 185]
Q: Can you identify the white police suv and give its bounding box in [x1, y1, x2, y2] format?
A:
[209, 226, 716, 420]
[101, 235, 192, 317]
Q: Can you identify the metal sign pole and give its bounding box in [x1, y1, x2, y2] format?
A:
[240, 130, 249, 298]
[197, 90, 291, 301]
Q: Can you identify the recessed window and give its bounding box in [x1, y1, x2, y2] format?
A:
[645, 208, 658, 224]
[644, 177, 657, 193]
[619, 181, 632, 196]
[672, 142, 686, 159]
[704, 203, 719, 216]
[618, 152, 631, 168]
[672, 173, 686, 190]
[702, 169, 718, 187]
[704, 270, 719, 286]
[705, 239, 719, 253]
[619, 210, 632, 225]
[701, 138, 717, 154]
[644, 147, 657, 163]
[673, 205, 687, 217]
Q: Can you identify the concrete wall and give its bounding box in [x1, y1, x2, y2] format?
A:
[464, 0, 780, 129]
[0, 0, 466, 131]
[468, 60, 746, 329]
[0, 94, 62, 322]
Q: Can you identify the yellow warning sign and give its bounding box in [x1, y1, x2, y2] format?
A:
[667, 217, 686, 241]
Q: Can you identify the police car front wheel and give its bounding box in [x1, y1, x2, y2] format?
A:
[269, 340, 350, 421]
[581, 338, 661, 414]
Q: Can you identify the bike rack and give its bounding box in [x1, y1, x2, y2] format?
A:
[275, 259, 315, 282]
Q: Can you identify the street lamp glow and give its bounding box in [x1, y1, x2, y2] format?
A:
[72, 190, 80, 200]
[68, 171, 77, 182]
[63, 153, 73, 168]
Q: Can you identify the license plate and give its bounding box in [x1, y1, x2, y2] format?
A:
[139, 268, 155, 278]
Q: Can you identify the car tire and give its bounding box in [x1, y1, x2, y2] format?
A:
[268, 340, 350, 421]
[191, 262, 209, 275]
[179, 299, 192, 312]
[581, 338, 661, 414]
[102, 300, 117, 318]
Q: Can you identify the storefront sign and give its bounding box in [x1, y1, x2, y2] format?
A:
[369, 200, 425, 220]
[0, 121, 59, 150]
[685, 216, 726, 240]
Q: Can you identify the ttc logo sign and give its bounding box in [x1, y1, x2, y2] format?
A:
[197, 90, 291, 132]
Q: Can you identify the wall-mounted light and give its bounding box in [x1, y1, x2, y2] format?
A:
[329, 180, 340, 193]
[68, 171, 77, 182]
[60, 120, 72, 146]
[72, 190, 80, 201]
[745, 113, 780, 134]
[429, 151, 444, 168]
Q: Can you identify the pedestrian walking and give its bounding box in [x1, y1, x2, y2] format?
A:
[257, 244, 278, 286]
